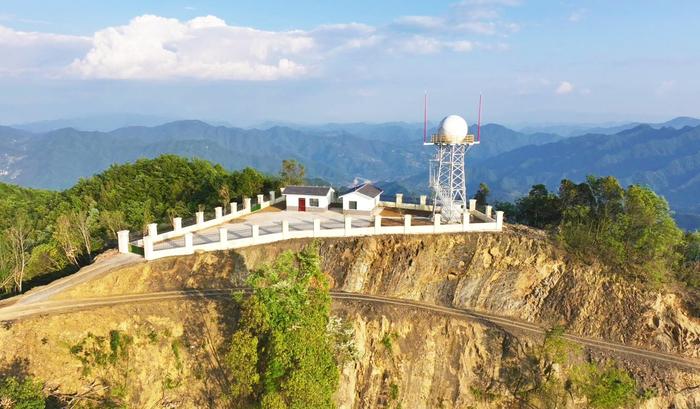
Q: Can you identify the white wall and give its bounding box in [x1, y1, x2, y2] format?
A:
[140, 210, 505, 261]
[341, 191, 377, 212]
[285, 193, 332, 210]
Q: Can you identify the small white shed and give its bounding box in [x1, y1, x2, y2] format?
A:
[339, 183, 383, 215]
[283, 186, 334, 212]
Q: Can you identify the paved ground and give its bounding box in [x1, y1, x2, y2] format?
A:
[14, 252, 143, 306]
[155, 209, 380, 250]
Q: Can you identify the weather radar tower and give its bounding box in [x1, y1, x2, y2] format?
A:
[423, 94, 482, 223]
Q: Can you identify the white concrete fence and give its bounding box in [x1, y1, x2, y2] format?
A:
[118, 192, 503, 261]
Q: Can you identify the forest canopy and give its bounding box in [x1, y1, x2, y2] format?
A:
[0, 155, 282, 295]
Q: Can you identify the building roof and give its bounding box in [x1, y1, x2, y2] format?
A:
[283, 185, 333, 196]
[339, 183, 383, 199]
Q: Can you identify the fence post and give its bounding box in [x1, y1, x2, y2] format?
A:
[486, 205, 493, 219]
[251, 224, 259, 238]
[257, 194, 264, 206]
[269, 191, 276, 203]
[395, 193, 403, 208]
[462, 211, 470, 231]
[420, 195, 427, 208]
[404, 214, 412, 233]
[173, 217, 182, 231]
[143, 236, 154, 260]
[147, 223, 157, 238]
[282, 220, 289, 238]
[117, 230, 130, 254]
[215, 206, 223, 219]
[196, 211, 204, 225]
[469, 199, 476, 212]
[184, 232, 194, 253]
[374, 215, 382, 234]
[496, 211, 504, 230]
[243, 197, 251, 211]
[313, 219, 321, 237]
[433, 215, 441, 232]
[230, 202, 237, 215]
[219, 227, 228, 246]
[344, 215, 352, 236]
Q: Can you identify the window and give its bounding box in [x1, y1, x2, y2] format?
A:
[309, 198, 319, 207]
[349, 200, 358, 210]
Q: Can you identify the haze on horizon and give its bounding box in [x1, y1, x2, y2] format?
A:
[1, 0, 698, 127]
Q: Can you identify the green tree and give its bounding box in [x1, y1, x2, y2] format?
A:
[225, 245, 343, 408]
[515, 184, 562, 229]
[0, 376, 46, 409]
[621, 186, 683, 281]
[279, 159, 305, 186]
[685, 231, 700, 263]
[473, 183, 490, 207]
[570, 362, 638, 409]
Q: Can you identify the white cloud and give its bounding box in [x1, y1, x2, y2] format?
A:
[398, 0, 520, 39]
[392, 35, 474, 54]
[0, 10, 513, 81]
[555, 81, 575, 95]
[70, 15, 316, 80]
[0, 25, 89, 75]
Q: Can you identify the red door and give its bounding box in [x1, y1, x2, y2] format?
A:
[298, 198, 306, 211]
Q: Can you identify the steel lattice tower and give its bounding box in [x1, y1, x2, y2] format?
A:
[422, 95, 482, 224]
[430, 143, 470, 223]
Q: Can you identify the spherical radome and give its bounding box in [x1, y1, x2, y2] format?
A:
[437, 115, 468, 143]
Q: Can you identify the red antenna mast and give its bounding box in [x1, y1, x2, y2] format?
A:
[477, 94, 483, 142]
[423, 91, 428, 143]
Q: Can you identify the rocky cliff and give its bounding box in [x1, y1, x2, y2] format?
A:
[2, 226, 699, 407]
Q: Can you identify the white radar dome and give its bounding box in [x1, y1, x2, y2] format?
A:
[436, 115, 468, 144]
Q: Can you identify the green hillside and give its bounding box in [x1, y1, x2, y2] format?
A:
[0, 155, 280, 295]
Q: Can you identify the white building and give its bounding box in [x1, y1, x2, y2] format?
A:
[339, 183, 383, 215]
[283, 185, 334, 212]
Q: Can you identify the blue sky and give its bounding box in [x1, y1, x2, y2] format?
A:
[1, 0, 699, 126]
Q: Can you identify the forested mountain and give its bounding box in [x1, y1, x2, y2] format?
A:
[2, 119, 699, 228]
[0, 120, 560, 190]
[470, 124, 700, 226]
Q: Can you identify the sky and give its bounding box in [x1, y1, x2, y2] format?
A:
[1, 0, 699, 126]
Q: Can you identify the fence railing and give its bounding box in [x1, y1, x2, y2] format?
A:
[117, 190, 504, 261]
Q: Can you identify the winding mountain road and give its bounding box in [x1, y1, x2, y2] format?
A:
[1, 287, 699, 371]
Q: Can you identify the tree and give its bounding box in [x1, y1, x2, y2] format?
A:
[684, 231, 700, 263]
[54, 213, 81, 267]
[219, 184, 231, 212]
[621, 185, 683, 281]
[515, 184, 562, 229]
[473, 183, 490, 207]
[570, 362, 638, 409]
[501, 326, 573, 408]
[100, 210, 126, 240]
[225, 246, 343, 408]
[72, 209, 98, 262]
[279, 159, 305, 186]
[234, 168, 266, 199]
[5, 215, 31, 293]
[0, 376, 45, 409]
[558, 176, 684, 283]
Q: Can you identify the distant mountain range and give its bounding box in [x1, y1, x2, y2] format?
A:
[518, 116, 700, 137]
[1, 118, 698, 229]
[0, 120, 560, 190]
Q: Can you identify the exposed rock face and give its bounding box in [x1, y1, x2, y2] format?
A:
[28, 227, 700, 406]
[218, 227, 699, 359]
